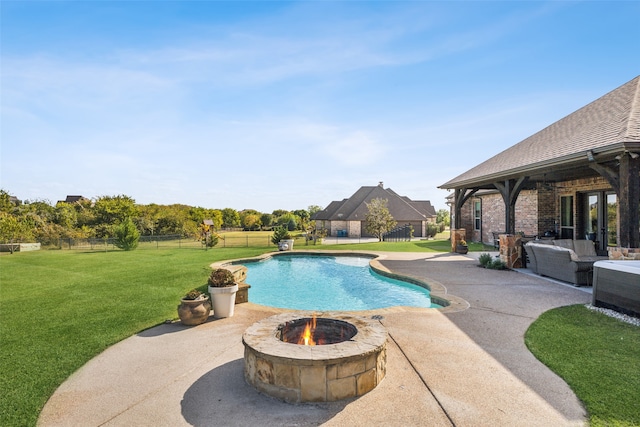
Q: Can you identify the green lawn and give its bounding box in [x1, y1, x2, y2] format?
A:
[526, 305, 640, 426]
[0, 247, 270, 427]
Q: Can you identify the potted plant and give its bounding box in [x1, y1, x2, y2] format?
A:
[271, 226, 294, 251]
[208, 268, 239, 318]
[456, 239, 469, 254]
[177, 289, 211, 326]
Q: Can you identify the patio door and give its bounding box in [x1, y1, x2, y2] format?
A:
[583, 192, 617, 252]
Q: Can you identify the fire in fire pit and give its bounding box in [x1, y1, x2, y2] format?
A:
[278, 316, 357, 346]
[243, 312, 387, 403]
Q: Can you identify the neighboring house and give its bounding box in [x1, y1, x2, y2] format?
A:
[440, 75, 640, 255]
[60, 195, 90, 205]
[312, 182, 437, 238]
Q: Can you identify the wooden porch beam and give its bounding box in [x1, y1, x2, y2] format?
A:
[494, 177, 527, 235]
[588, 162, 620, 194]
[453, 188, 479, 229]
[618, 152, 640, 248]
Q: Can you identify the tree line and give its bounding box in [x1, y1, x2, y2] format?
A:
[0, 190, 323, 246]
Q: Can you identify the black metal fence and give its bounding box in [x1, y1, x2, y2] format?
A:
[382, 224, 413, 242]
[53, 234, 309, 250]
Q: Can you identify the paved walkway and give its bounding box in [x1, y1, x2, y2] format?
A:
[38, 252, 590, 426]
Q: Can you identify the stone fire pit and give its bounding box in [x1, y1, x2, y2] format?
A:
[242, 312, 387, 403]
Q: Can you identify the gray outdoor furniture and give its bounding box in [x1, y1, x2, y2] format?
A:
[524, 239, 608, 286]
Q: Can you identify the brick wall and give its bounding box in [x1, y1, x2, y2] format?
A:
[455, 175, 615, 245]
[462, 190, 538, 244]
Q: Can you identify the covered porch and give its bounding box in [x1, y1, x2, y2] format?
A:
[440, 75, 640, 265]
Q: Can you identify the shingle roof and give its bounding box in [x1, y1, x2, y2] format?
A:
[64, 195, 89, 203]
[441, 75, 640, 189]
[312, 185, 435, 221]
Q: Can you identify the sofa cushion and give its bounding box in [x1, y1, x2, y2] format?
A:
[547, 245, 580, 261]
[573, 240, 598, 257]
[566, 248, 581, 262]
[553, 239, 575, 251]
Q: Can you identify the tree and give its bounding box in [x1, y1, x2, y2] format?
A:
[114, 217, 140, 251]
[241, 213, 262, 230]
[53, 202, 78, 229]
[93, 195, 138, 237]
[260, 213, 273, 229]
[308, 205, 323, 217]
[365, 198, 396, 242]
[221, 208, 241, 228]
[276, 212, 296, 229]
[293, 209, 310, 231]
[0, 189, 16, 213]
[436, 209, 450, 227]
[199, 223, 220, 248]
[208, 209, 224, 230]
[0, 212, 33, 249]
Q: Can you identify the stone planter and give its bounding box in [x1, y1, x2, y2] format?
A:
[209, 284, 239, 318]
[177, 297, 211, 326]
[456, 244, 469, 254]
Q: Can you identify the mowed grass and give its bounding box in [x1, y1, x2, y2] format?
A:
[0, 247, 270, 427]
[525, 305, 640, 426]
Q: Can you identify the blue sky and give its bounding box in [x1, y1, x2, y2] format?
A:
[2, 1, 639, 212]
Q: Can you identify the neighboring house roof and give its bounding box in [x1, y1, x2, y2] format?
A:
[313, 184, 436, 221]
[440, 75, 640, 189]
[64, 195, 89, 203]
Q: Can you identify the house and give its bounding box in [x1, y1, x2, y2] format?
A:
[312, 182, 437, 238]
[64, 195, 89, 204]
[440, 75, 640, 260]
[59, 195, 91, 205]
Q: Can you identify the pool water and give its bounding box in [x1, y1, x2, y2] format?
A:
[243, 255, 441, 311]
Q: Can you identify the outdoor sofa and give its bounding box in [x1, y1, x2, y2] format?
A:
[524, 239, 608, 286]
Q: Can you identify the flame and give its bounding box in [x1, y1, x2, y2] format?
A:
[298, 315, 317, 346]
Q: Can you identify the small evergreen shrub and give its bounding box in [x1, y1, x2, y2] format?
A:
[478, 253, 493, 268]
[114, 217, 140, 251]
[204, 232, 219, 248]
[271, 226, 291, 244]
[487, 258, 507, 270]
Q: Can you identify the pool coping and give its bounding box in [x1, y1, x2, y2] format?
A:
[210, 250, 470, 314]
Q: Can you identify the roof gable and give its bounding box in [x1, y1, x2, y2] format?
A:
[313, 184, 434, 221]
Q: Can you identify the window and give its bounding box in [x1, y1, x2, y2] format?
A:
[560, 195, 574, 239]
[474, 200, 481, 231]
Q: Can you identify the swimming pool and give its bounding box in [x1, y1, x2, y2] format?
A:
[242, 254, 441, 311]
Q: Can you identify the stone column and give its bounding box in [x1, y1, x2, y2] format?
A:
[451, 229, 466, 252]
[608, 247, 640, 260]
[499, 234, 523, 268]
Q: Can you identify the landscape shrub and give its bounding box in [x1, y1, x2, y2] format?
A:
[426, 222, 439, 238]
[114, 217, 140, 251]
[487, 258, 507, 270]
[478, 253, 493, 267]
[270, 226, 291, 244]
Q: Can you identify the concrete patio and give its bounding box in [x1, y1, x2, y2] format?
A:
[38, 251, 591, 426]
